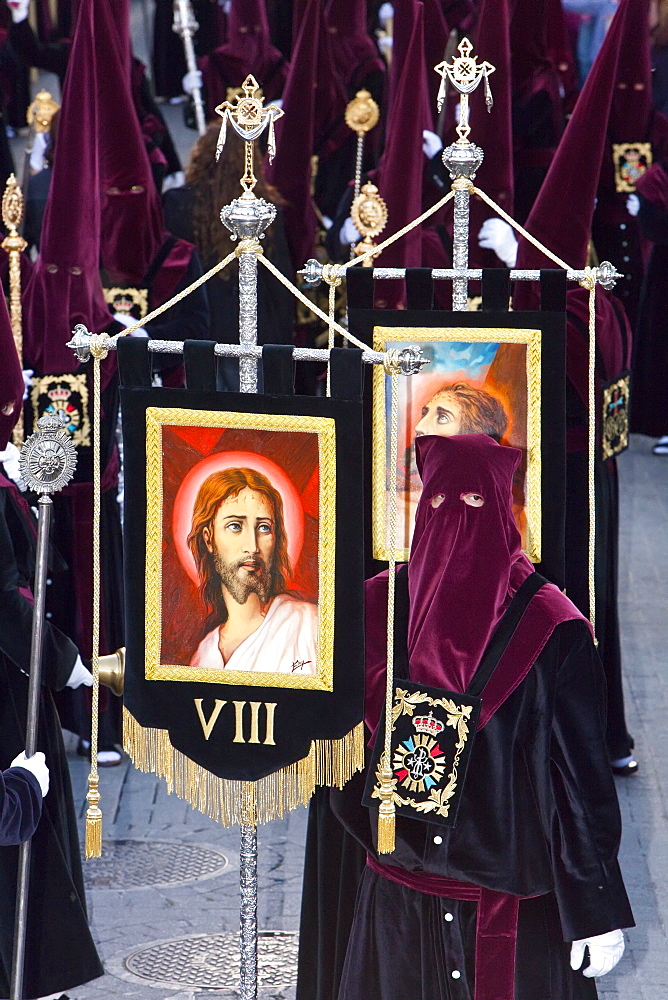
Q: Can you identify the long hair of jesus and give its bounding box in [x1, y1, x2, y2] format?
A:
[187, 467, 293, 628]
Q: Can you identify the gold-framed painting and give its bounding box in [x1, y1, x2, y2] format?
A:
[144, 406, 336, 691]
[372, 326, 542, 563]
[612, 142, 652, 193]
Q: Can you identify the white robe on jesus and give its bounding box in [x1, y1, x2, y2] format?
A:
[190, 594, 319, 674]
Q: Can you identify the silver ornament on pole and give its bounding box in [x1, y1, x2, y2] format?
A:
[11, 412, 77, 1000]
[434, 38, 495, 310]
[172, 0, 207, 136]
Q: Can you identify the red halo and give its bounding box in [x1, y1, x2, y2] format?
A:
[172, 451, 305, 587]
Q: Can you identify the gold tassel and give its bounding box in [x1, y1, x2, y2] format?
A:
[376, 760, 396, 855]
[84, 774, 102, 858]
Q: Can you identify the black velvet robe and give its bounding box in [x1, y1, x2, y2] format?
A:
[0, 768, 42, 847]
[300, 620, 633, 1000]
[0, 485, 103, 997]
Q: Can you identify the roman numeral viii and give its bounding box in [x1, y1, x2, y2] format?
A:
[194, 699, 277, 745]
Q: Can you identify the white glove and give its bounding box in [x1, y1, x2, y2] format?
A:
[478, 218, 519, 268]
[66, 655, 93, 689]
[378, 2, 393, 27]
[22, 370, 33, 400]
[162, 170, 185, 193]
[29, 132, 49, 174]
[0, 442, 22, 484]
[7, 0, 30, 24]
[423, 129, 443, 160]
[378, 34, 393, 58]
[570, 929, 625, 978]
[182, 69, 203, 95]
[626, 194, 640, 216]
[340, 216, 362, 246]
[113, 312, 149, 338]
[10, 750, 49, 797]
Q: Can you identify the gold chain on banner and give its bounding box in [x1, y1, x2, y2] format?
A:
[377, 352, 402, 853]
[85, 336, 108, 858]
[122, 708, 365, 826]
[322, 264, 342, 397]
[580, 267, 598, 644]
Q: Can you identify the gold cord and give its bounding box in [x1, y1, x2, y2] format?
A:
[377, 353, 402, 853]
[258, 254, 372, 352]
[322, 264, 342, 397]
[341, 190, 455, 272]
[107, 249, 239, 341]
[472, 187, 571, 271]
[580, 268, 598, 643]
[85, 337, 108, 858]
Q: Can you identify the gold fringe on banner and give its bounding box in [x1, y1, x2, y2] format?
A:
[123, 708, 365, 827]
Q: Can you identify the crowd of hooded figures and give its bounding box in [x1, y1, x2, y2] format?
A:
[1, 0, 667, 996]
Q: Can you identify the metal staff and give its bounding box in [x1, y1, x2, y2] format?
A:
[11, 413, 77, 1000]
[1, 176, 28, 445]
[172, 0, 206, 136]
[216, 76, 284, 999]
[435, 38, 495, 310]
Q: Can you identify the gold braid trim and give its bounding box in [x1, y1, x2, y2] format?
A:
[123, 708, 365, 827]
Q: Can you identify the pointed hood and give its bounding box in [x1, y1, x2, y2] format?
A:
[515, 0, 632, 274]
[97, 0, 166, 287]
[376, 0, 431, 283]
[325, 0, 385, 96]
[595, 0, 654, 219]
[22, 0, 111, 373]
[0, 293, 25, 451]
[546, 0, 579, 113]
[264, 0, 347, 267]
[469, 0, 514, 265]
[423, 0, 451, 126]
[200, 0, 288, 114]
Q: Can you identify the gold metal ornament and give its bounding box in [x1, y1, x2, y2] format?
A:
[214, 74, 284, 191]
[344, 90, 380, 136]
[612, 142, 652, 193]
[350, 182, 388, 264]
[434, 37, 495, 142]
[26, 89, 60, 132]
[1, 174, 28, 445]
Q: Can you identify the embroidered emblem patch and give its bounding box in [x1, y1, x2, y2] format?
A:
[612, 142, 652, 193]
[602, 373, 631, 461]
[28, 373, 91, 448]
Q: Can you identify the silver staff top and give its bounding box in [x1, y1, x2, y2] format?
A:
[19, 411, 77, 495]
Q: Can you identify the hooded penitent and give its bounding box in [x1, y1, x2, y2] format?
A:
[0, 294, 24, 451]
[509, 0, 565, 223]
[21, 0, 111, 374]
[98, 0, 193, 310]
[514, 0, 631, 276]
[407, 434, 533, 696]
[364, 434, 583, 737]
[199, 0, 288, 116]
[423, 0, 451, 128]
[325, 0, 385, 99]
[264, 0, 347, 268]
[468, 0, 514, 265]
[374, 0, 444, 304]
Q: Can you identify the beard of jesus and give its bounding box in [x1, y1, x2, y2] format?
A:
[214, 553, 273, 607]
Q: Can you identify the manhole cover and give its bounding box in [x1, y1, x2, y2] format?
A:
[124, 931, 298, 989]
[84, 840, 229, 889]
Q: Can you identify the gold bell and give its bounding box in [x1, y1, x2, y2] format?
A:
[98, 647, 125, 697]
